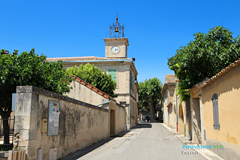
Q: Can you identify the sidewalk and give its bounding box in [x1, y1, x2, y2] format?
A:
[161, 123, 224, 160]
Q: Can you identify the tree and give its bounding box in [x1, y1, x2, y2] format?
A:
[138, 78, 162, 122]
[65, 63, 117, 97]
[0, 48, 71, 144]
[168, 26, 240, 101]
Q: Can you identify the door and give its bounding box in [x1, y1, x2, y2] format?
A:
[110, 110, 115, 135]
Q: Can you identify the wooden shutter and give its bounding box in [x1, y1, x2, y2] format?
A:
[215, 95, 220, 130]
[212, 94, 220, 130]
[130, 71, 135, 92]
[108, 69, 116, 82]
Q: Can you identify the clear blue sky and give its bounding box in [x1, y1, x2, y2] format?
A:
[1, 0, 240, 83]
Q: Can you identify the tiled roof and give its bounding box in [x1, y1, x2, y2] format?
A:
[164, 74, 178, 84]
[47, 56, 130, 62]
[70, 75, 112, 99]
[190, 59, 240, 91]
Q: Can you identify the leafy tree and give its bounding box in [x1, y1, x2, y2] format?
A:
[65, 63, 117, 97]
[138, 78, 162, 122]
[0, 48, 71, 144]
[168, 26, 240, 101]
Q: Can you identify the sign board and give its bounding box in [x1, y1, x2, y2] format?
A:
[48, 100, 60, 136]
[42, 119, 47, 133]
[12, 93, 16, 111]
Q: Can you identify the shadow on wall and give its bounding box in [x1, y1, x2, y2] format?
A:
[192, 117, 202, 144]
[185, 100, 192, 139]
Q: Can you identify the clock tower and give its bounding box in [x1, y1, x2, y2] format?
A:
[104, 15, 129, 58]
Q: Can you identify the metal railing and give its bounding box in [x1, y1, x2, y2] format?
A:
[0, 117, 15, 149]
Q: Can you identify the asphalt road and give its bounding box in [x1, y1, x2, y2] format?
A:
[61, 122, 206, 160]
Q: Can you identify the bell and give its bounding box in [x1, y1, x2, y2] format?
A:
[115, 27, 119, 32]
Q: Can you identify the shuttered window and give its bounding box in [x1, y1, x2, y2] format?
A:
[130, 71, 135, 92]
[212, 93, 220, 130]
[108, 69, 116, 83]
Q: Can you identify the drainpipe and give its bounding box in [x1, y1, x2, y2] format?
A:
[190, 96, 193, 141]
[167, 87, 169, 126]
[199, 89, 205, 145]
[97, 98, 111, 106]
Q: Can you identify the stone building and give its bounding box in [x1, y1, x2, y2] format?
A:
[161, 74, 191, 138]
[161, 74, 178, 130]
[47, 16, 138, 130]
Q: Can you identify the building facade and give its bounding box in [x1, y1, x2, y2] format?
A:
[162, 74, 191, 138]
[161, 75, 178, 130]
[189, 59, 240, 159]
[47, 17, 138, 130]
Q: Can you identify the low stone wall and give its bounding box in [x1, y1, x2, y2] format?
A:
[14, 86, 109, 160]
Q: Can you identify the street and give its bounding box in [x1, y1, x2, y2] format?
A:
[61, 122, 206, 160]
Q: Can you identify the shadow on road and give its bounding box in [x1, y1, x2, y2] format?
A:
[132, 123, 152, 129]
[60, 123, 152, 160]
[60, 137, 116, 160]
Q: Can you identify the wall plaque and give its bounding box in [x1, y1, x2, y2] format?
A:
[48, 100, 60, 136]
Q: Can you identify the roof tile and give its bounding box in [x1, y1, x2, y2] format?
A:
[190, 59, 240, 91]
[71, 75, 112, 99]
[164, 74, 178, 84]
[47, 56, 130, 62]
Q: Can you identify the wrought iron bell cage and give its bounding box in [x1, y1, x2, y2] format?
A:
[109, 15, 125, 38]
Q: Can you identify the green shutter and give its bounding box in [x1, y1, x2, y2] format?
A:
[130, 71, 135, 92]
[108, 69, 116, 82]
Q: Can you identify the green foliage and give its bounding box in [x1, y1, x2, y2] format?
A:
[0, 48, 71, 145]
[65, 63, 117, 97]
[168, 26, 240, 101]
[0, 48, 71, 115]
[139, 78, 163, 106]
[138, 78, 162, 120]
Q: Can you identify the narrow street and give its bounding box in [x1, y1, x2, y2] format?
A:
[61, 122, 206, 160]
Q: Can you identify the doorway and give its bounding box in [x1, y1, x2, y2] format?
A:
[110, 110, 115, 136]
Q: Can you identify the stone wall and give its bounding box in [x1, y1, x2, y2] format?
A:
[14, 86, 110, 160]
[109, 102, 126, 135]
[66, 77, 126, 132]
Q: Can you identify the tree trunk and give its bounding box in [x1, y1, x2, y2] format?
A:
[2, 113, 11, 145]
[149, 96, 155, 122]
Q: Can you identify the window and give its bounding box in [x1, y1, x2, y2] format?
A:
[212, 93, 220, 130]
[108, 69, 116, 83]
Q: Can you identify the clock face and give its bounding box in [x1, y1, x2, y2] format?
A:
[111, 46, 120, 54]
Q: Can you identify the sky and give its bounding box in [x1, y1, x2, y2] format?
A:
[1, 0, 240, 83]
